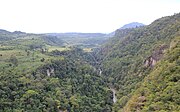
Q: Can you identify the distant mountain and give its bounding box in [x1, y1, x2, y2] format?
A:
[120, 22, 145, 29]
[0, 29, 11, 34]
[47, 33, 106, 38]
[0, 29, 64, 46]
[107, 22, 145, 37]
[12, 31, 26, 34]
[46, 33, 111, 47]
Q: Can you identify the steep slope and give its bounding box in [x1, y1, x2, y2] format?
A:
[94, 13, 180, 111]
[124, 36, 180, 112]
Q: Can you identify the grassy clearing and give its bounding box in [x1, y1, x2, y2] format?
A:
[0, 49, 26, 60]
[83, 48, 92, 52]
[47, 46, 70, 52]
[0, 48, 64, 74]
[0, 36, 69, 74]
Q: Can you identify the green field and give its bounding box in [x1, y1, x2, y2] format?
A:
[0, 35, 67, 75]
[47, 46, 70, 52]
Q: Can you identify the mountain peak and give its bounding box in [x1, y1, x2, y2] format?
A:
[120, 22, 145, 29]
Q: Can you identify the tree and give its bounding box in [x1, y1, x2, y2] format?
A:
[9, 55, 18, 66]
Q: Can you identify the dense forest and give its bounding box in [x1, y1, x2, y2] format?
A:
[0, 13, 179, 112]
[95, 13, 180, 112]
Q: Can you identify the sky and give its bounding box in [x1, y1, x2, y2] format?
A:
[0, 0, 180, 33]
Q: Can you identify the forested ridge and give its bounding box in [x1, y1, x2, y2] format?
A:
[0, 13, 180, 112]
[124, 36, 180, 112]
[94, 13, 180, 111]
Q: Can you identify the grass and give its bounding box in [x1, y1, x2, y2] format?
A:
[0, 34, 70, 76]
[83, 48, 92, 52]
[0, 47, 64, 74]
[0, 49, 26, 60]
[47, 46, 70, 52]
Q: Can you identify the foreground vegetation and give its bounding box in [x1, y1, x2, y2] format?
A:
[124, 36, 180, 111]
[0, 32, 113, 111]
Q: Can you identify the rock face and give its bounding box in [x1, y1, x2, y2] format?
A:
[99, 68, 102, 75]
[144, 57, 157, 67]
[144, 45, 168, 67]
[134, 96, 146, 112]
[47, 68, 54, 76]
[110, 88, 117, 103]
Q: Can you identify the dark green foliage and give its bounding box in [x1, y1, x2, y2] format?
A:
[124, 36, 180, 111]
[93, 13, 180, 111]
[0, 47, 113, 111]
[41, 36, 64, 46]
[9, 55, 18, 66]
[0, 13, 180, 112]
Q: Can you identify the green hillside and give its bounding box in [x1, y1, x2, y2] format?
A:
[0, 13, 179, 112]
[94, 13, 180, 111]
[124, 36, 180, 112]
[46, 33, 110, 48]
[0, 30, 113, 111]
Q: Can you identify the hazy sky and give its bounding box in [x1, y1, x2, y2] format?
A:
[0, 0, 180, 33]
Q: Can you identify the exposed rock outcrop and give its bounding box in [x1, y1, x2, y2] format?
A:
[144, 45, 168, 67]
[47, 68, 54, 76]
[110, 88, 117, 103]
